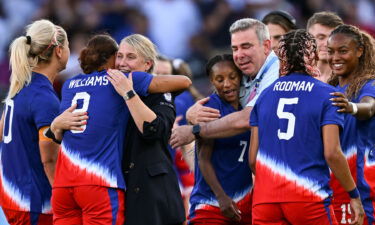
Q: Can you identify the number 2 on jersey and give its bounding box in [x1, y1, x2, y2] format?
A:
[277, 97, 298, 140]
[71, 92, 90, 134]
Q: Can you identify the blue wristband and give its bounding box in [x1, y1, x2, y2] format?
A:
[348, 187, 360, 199]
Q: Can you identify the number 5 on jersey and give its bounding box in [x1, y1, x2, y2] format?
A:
[71, 92, 90, 134]
[277, 97, 299, 140]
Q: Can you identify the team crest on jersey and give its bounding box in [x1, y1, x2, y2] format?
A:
[164, 93, 172, 102]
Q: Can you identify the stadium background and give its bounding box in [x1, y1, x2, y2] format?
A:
[0, 0, 374, 224]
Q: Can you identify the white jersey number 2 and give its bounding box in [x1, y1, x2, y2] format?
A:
[71, 92, 90, 133]
[277, 97, 299, 140]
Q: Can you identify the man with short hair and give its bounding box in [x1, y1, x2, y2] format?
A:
[307, 11, 344, 83]
[170, 17, 279, 148]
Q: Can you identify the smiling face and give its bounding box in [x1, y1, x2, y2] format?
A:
[209, 61, 241, 108]
[231, 28, 270, 78]
[115, 42, 152, 73]
[327, 33, 363, 80]
[308, 23, 335, 63]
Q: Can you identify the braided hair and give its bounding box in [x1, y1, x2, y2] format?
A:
[327, 24, 375, 100]
[277, 29, 320, 77]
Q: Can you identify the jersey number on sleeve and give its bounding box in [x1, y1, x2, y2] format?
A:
[3, 99, 14, 144]
[71, 92, 90, 134]
[276, 97, 299, 140]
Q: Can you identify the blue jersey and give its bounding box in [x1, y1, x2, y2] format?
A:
[175, 91, 195, 126]
[331, 80, 375, 222]
[190, 93, 252, 211]
[250, 73, 344, 205]
[0, 73, 60, 213]
[53, 70, 152, 190]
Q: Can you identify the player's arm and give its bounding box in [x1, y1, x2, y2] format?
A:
[50, 104, 88, 141]
[323, 124, 365, 225]
[197, 138, 241, 221]
[39, 126, 59, 185]
[186, 97, 220, 124]
[148, 74, 191, 93]
[248, 126, 259, 174]
[330, 92, 375, 120]
[170, 107, 251, 148]
[107, 72, 156, 133]
[107, 69, 191, 94]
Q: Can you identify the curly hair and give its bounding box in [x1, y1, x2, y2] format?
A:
[277, 29, 320, 77]
[327, 24, 375, 100]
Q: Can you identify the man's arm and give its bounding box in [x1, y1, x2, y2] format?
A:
[323, 124, 364, 225]
[201, 106, 252, 138]
[170, 107, 251, 148]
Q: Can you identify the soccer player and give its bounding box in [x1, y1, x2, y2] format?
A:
[0, 20, 70, 225]
[327, 24, 375, 225]
[307, 11, 344, 83]
[189, 54, 252, 225]
[249, 29, 364, 225]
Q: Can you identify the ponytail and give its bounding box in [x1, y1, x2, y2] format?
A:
[7, 36, 35, 99]
[6, 19, 67, 100]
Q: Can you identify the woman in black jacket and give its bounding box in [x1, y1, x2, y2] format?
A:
[107, 34, 185, 225]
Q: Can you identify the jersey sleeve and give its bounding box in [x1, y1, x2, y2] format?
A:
[249, 103, 259, 127]
[203, 94, 222, 116]
[128, 71, 154, 97]
[30, 92, 60, 129]
[321, 94, 344, 129]
[358, 80, 375, 100]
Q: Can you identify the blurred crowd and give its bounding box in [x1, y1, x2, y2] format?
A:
[0, 0, 374, 101]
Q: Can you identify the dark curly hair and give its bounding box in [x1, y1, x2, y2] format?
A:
[79, 34, 118, 74]
[327, 24, 375, 100]
[277, 29, 320, 77]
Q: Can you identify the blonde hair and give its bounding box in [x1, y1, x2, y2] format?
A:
[7, 19, 67, 99]
[120, 34, 157, 73]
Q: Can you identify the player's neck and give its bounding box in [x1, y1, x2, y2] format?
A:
[317, 61, 332, 83]
[338, 73, 355, 86]
[230, 100, 240, 110]
[32, 66, 58, 84]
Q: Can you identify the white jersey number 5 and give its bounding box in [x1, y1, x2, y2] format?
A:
[277, 97, 299, 140]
